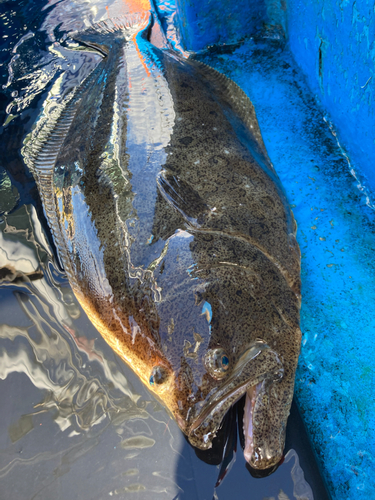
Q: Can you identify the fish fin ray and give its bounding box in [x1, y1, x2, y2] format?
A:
[21, 62, 109, 278]
[22, 60, 102, 176]
[20, 90, 80, 275]
[24, 98, 79, 176]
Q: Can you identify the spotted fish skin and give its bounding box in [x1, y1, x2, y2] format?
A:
[22, 13, 301, 471]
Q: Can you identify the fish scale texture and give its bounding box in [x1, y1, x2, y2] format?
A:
[197, 39, 375, 500]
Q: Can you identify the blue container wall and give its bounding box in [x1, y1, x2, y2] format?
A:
[287, 0, 375, 193]
[174, 0, 265, 50]
[174, 0, 288, 51]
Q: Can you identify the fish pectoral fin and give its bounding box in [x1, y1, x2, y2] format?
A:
[156, 170, 209, 228]
[71, 12, 151, 56]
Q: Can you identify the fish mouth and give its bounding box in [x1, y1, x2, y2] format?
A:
[187, 340, 284, 466]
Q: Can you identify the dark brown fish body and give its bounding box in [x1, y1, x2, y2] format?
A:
[22, 13, 301, 470]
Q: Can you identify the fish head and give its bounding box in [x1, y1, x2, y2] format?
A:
[148, 232, 300, 470]
[183, 339, 289, 471]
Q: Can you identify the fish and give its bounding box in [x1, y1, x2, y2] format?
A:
[22, 12, 301, 471]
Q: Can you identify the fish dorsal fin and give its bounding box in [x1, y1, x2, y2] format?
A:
[21, 55, 110, 276]
[72, 12, 152, 55]
[191, 59, 276, 175]
[22, 58, 103, 177]
[23, 93, 79, 176]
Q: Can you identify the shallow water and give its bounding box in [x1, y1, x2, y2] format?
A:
[0, 1, 333, 499]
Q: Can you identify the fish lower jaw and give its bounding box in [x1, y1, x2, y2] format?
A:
[245, 449, 283, 471]
[243, 386, 283, 470]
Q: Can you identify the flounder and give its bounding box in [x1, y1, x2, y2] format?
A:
[22, 13, 301, 471]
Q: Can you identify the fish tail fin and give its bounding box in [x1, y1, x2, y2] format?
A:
[72, 12, 152, 55]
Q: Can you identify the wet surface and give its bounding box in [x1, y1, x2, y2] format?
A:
[0, 0, 337, 499]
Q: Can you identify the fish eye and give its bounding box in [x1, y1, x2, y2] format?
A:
[149, 366, 168, 386]
[204, 348, 230, 380]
